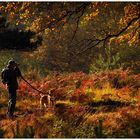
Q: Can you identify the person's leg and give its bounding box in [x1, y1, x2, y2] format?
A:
[7, 88, 17, 117]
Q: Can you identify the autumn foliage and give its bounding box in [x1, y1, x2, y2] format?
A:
[0, 69, 140, 138]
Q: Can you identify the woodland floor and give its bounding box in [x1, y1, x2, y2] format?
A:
[0, 70, 140, 138]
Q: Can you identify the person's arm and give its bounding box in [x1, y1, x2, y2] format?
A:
[15, 66, 22, 78]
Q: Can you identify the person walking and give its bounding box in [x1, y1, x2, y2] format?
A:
[1, 60, 22, 119]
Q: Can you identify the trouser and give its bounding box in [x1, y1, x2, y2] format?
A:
[7, 88, 17, 116]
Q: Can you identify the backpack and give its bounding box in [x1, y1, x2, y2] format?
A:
[1, 68, 7, 84]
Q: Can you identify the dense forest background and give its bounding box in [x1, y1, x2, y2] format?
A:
[0, 2, 139, 74]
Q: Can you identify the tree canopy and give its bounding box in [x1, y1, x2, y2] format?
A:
[0, 2, 140, 72]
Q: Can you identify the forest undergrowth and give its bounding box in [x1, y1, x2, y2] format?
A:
[0, 69, 140, 138]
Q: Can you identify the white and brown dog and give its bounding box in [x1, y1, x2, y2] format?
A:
[40, 89, 55, 109]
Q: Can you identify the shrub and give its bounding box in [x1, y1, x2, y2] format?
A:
[71, 124, 96, 138]
[94, 118, 105, 138]
[133, 126, 140, 137]
[49, 118, 105, 138]
[12, 122, 35, 138]
[89, 46, 123, 73]
[0, 128, 5, 138]
[49, 119, 68, 138]
[70, 118, 105, 138]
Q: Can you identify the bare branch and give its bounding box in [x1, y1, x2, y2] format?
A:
[77, 13, 140, 55]
[70, 4, 89, 41]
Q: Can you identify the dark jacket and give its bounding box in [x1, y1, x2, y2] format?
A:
[4, 66, 21, 89]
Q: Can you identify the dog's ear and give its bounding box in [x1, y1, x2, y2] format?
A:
[50, 88, 55, 93]
[48, 90, 51, 95]
[52, 88, 56, 93]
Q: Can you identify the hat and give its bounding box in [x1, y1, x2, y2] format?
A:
[8, 60, 17, 66]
